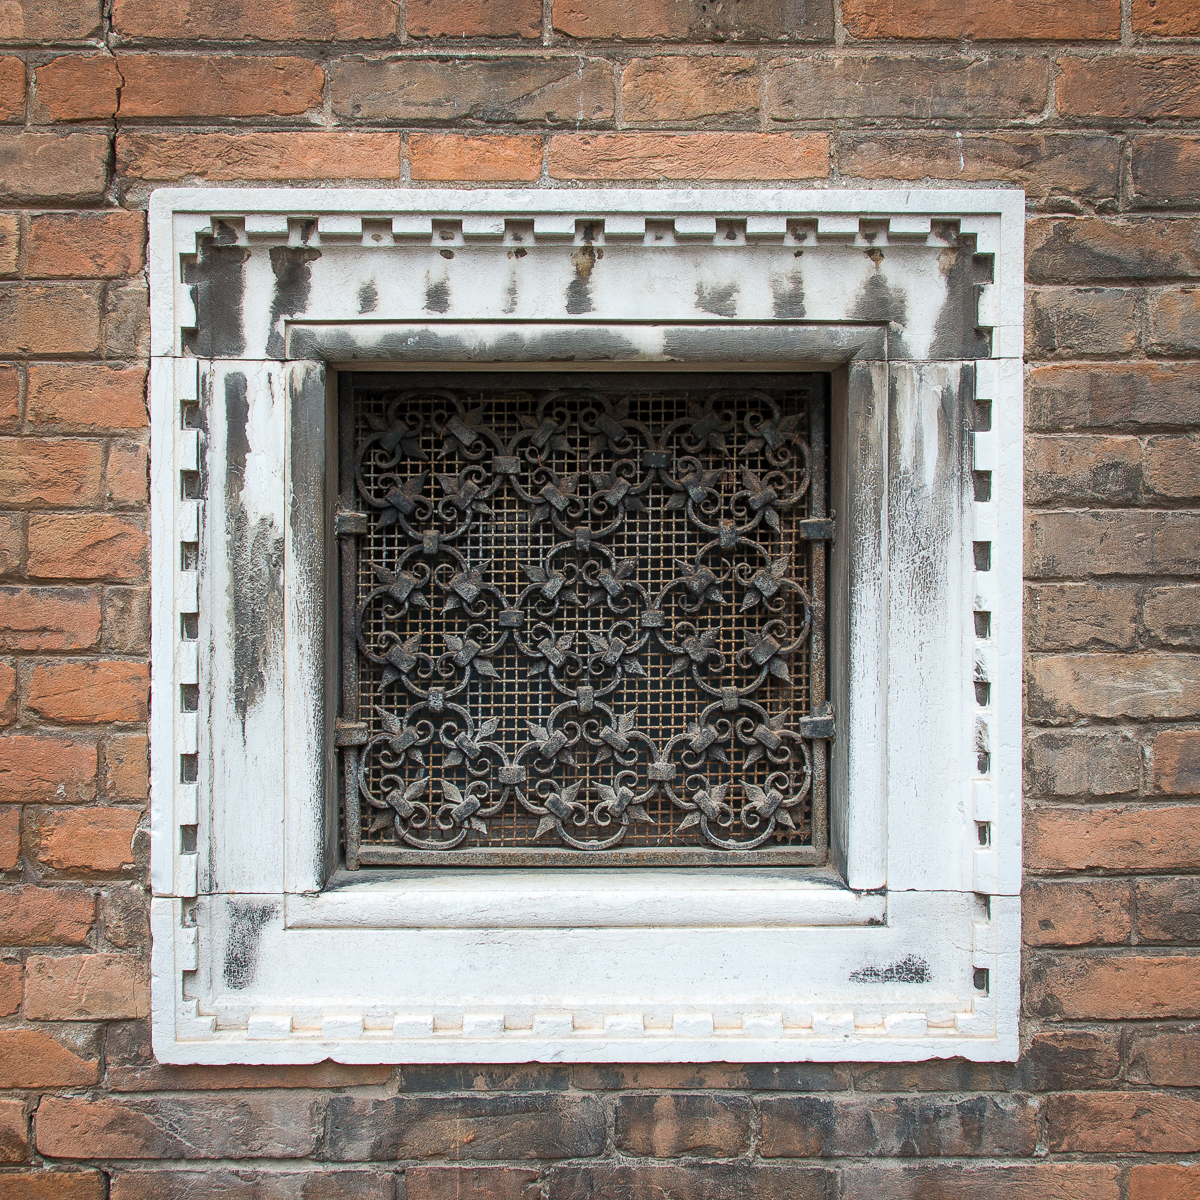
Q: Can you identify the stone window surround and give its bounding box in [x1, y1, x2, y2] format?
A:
[147, 186, 1024, 1065]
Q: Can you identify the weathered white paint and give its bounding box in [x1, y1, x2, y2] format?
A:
[148, 188, 1024, 1064]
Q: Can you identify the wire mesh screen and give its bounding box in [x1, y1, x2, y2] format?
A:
[339, 372, 829, 867]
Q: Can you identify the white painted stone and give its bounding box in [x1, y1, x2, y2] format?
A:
[812, 1012, 855, 1037]
[885, 1012, 929, 1037]
[743, 1014, 784, 1037]
[605, 1014, 645, 1037]
[463, 1014, 507, 1038]
[673, 1013, 715, 1037]
[532, 1014, 574, 1038]
[393, 1014, 434, 1038]
[247, 1014, 292, 1038]
[321, 1014, 364, 1039]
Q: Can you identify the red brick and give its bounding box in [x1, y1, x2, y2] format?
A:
[112, 0, 397, 40]
[408, 1167, 540, 1200]
[1145, 434, 1200, 499]
[1154, 730, 1200, 795]
[0, 1172, 104, 1200]
[0, 283, 101, 356]
[0, 1, 101, 41]
[1025, 584, 1138, 652]
[0, 807, 17, 868]
[27, 364, 146, 430]
[840, 1164, 1121, 1200]
[1133, 0, 1200, 36]
[1025, 435, 1141, 505]
[102, 587, 149, 655]
[1130, 1165, 1200, 1200]
[0, 437, 102, 508]
[26, 660, 147, 724]
[1018, 1028, 1122, 1091]
[111, 1172, 397, 1200]
[1128, 1026, 1200, 1087]
[108, 1061, 391, 1092]
[26, 512, 147, 581]
[0, 960, 19, 1014]
[1028, 363, 1200, 430]
[615, 1094, 750, 1157]
[117, 131, 401, 182]
[38, 806, 139, 873]
[624, 56, 759, 124]
[25, 211, 145, 280]
[117, 55, 324, 118]
[0, 134, 109, 203]
[0, 214, 15, 277]
[0, 586, 100, 651]
[1150, 287, 1200, 355]
[1048, 1090, 1200, 1152]
[1029, 955, 1200, 1019]
[409, 134, 542, 182]
[0, 885, 93, 944]
[410, 0, 540, 38]
[0, 733, 96, 804]
[1026, 511, 1199, 578]
[552, 0, 834, 41]
[0, 664, 13, 726]
[1137, 877, 1200, 943]
[0, 1099, 26, 1163]
[1027, 216, 1200, 284]
[0, 1029, 97, 1089]
[549, 132, 828, 180]
[1026, 804, 1200, 872]
[1030, 653, 1200, 722]
[1023, 880, 1131, 946]
[1145, 584, 1200, 649]
[0, 366, 17, 428]
[0, 513, 22, 575]
[1058, 55, 1200, 118]
[36, 1095, 322, 1159]
[25, 952, 148, 1019]
[0, 58, 23, 122]
[842, 0, 1119, 39]
[547, 1163, 834, 1200]
[31, 55, 119, 121]
[1132, 135, 1200, 207]
[105, 734, 147, 800]
[1027, 286, 1139, 358]
[105, 442, 147, 507]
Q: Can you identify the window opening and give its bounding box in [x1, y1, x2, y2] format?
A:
[337, 372, 832, 867]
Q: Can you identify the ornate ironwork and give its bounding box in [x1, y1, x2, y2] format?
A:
[338, 373, 830, 867]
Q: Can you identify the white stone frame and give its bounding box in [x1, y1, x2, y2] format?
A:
[148, 187, 1024, 1064]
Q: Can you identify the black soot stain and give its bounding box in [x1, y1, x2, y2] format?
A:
[265, 245, 321, 359]
[357, 280, 378, 314]
[928, 234, 994, 361]
[424, 277, 451, 314]
[772, 272, 806, 318]
[849, 954, 932, 984]
[566, 245, 600, 315]
[224, 373, 284, 728]
[222, 900, 278, 990]
[182, 230, 250, 358]
[695, 280, 739, 318]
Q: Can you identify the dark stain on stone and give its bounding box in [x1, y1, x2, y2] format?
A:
[567, 245, 599, 314]
[425, 277, 451, 313]
[504, 274, 519, 314]
[357, 281, 378, 314]
[222, 900, 277, 990]
[182, 236, 250, 358]
[265, 245, 321, 359]
[772, 272, 806, 318]
[849, 954, 931, 984]
[224, 373, 284, 728]
[695, 280, 739, 317]
[928, 234, 994, 361]
[439, 248, 454, 260]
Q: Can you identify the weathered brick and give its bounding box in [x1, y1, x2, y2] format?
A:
[98, 884, 148, 950]
[1025, 435, 1142, 505]
[0, 885, 93, 944]
[624, 56, 759, 124]
[0, 437, 102, 508]
[1058, 55, 1200, 118]
[111, 1171, 397, 1200]
[1127, 1024, 1200, 1087]
[552, 0, 834, 41]
[25, 952, 147, 1019]
[104, 734, 147, 801]
[840, 1164, 1120, 1200]
[548, 132, 828, 180]
[569, 1062, 851, 1091]
[1153, 730, 1200, 795]
[407, 1167, 538, 1200]
[1030, 653, 1200, 722]
[0, 663, 12, 725]
[1017, 1028, 1122, 1091]
[101, 280, 150, 361]
[0, 1172, 104, 1200]
[1145, 584, 1200, 649]
[0, 283, 101, 356]
[108, 1060, 390, 1092]
[0, 133, 108, 203]
[0, 1100, 27, 1162]
[25, 211, 145, 280]
[1026, 287, 1139, 359]
[767, 55, 1046, 122]
[327, 1094, 605, 1162]
[409, 0, 540, 38]
[117, 132, 401, 182]
[27, 364, 146, 431]
[1025, 584, 1138, 652]
[1028, 363, 1200, 430]
[0, 960, 17, 1014]
[332, 57, 614, 125]
[850, 1061, 1016, 1093]
[0, 733, 96, 803]
[1027, 803, 1200, 872]
[0, 512, 22, 575]
[37, 1095, 323, 1159]
[118, 55, 324, 118]
[1133, 0, 1200, 36]
[31, 55, 119, 121]
[1129, 1165, 1200, 1200]
[760, 1094, 1035, 1157]
[1028, 955, 1200, 1019]
[0, 586, 100, 652]
[1024, 731, 1142, 798]
[0, 807, 17, 869]
[1132, 135, 1200, 207]
[111, 0, 396, 40]
[1047, 1090, 1200, 1152]
[1149, 287, 1200, 354]
[547, 1163, 833, 1200]
[840, 133, 1119, 200]
[1136, 877, 1200, 943]
[103, 588, 150, 654]
[26, 513, 147, 581]
[397, 1064, 570, 1092]
[1023, 880, 1131, 946]
[0, 218, 15, 277]
[105, 442, 147, 507]
[37, 806, 139, 873]
[843, 0, 1119, 38]
[1144, 435, 1200, 499]
[0, 0, 101, 42]
[1027, 217, 1200, 284]
[408, 134, 543, 182]
[26, 660, 147, 725]
[0, 58, 24, 122]
[0, 1029, 97, 1089]
[614, 1094, 750, 1158]
[1026, 510, 1199, 577]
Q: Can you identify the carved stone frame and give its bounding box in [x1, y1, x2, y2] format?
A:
[148, 187, 1024, 1064]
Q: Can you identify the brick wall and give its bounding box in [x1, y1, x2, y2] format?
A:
[1, 0, 1198, 1195]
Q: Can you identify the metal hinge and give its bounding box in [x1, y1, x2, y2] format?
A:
[798, 701, 835, 740]
[798, 516, 835, 542]
[335, 510, 368, 536]
[334, 719, 369, 747]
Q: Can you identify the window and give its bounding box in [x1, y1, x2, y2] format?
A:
[149, 188, 1023, 1063]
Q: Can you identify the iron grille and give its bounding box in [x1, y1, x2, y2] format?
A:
[338, 372, 831, 867]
